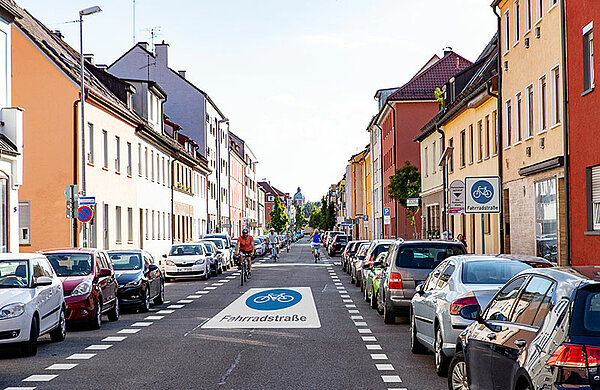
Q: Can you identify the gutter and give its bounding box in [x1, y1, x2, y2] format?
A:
[73, 99, 80, 247]
[492, 4, 505, 254]
[560, 0, 571, 265]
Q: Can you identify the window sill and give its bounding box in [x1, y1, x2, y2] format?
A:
[127, 175, 132, 179]
[581, 87, 595, 97]
[524, 136, 534, 141]
[584, 230, 600, 236]
[115, 171, 121, 175]
[115, 241, 122, 245]
[127, 241, 134, 244]
[537, 129, 548, 135]
[548, 3, 557, 13]
[549, 123, 561, 130]
[102, 167, 109, 172]
[87, 162, 94, 167]
[514, 141, 523, 146]
[504, 146, 512, 151]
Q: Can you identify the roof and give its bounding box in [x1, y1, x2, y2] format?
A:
[258, 181, 287, 199]
[387, 51, 472, 102]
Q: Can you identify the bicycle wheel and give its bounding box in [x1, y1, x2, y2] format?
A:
[277, 294, 294, 303]
[241, 261, 245, 286]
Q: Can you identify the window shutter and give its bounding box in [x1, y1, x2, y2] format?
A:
[592, 166, 600, 203]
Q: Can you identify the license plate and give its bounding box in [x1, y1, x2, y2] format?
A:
[177, 267, 193, 272]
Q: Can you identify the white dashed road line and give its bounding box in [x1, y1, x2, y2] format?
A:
[46, 363, 78, 370]
[66, 353, 96, 360]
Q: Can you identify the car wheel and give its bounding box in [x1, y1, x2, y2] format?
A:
[107, 297, 120, 321]
[211, 264, 218, 277]
[153, 281, 165, 305]
[350, 271, 355, 284]
[448, 351, 468, 390]
[435, 325, 450, 376]
[364, 283, 369, 302]
[410, 310, 427, 354]
[203, 265, 210, 280]
[383, 301, 395, 324]
[90, 298, 102, 330]
[370, 288, 377, 309]
[49, 307, 66, 342]
[218, 263, 223, 274]
[22, 316, 39, 356]
[376, 289, 384, 315]
[139, 287, 150, 313]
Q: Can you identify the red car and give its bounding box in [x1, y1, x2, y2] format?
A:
[43, 248, 119, 329]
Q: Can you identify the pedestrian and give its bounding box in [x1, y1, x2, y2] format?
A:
[456, 233, 467, 249]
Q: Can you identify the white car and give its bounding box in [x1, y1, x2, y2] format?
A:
[254, 238, 266, 257]
[204, 238, 232, 268]
[0, 253, 66, 356]
[163, 243, 211, 280]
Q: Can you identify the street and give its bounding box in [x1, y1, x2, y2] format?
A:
[0, 242, 446, 390]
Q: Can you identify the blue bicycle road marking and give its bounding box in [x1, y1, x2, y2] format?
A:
[246, 289, 302, 311]
[471, 180, 494, 204]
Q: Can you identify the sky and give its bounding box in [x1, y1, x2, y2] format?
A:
[18, 0, 496, 202]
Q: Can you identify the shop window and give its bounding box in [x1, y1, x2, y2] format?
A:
[535, 177, 557, 261]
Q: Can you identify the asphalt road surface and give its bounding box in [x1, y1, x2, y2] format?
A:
[0, 242, 447, 390]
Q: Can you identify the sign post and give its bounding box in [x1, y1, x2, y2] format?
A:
[65, 184, 78, 247]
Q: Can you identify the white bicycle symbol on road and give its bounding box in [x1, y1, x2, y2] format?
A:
[253, 293, 296, 304]
[472, 185, 492, 199]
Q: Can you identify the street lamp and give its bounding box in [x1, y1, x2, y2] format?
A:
[79, 5, 102, 247]
[216, 118, 229, 232]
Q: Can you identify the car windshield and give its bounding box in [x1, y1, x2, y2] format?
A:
[337, 236, 350, 243]
[169, 245, 204, 256]
[571, 285, 600, 336]
[395, 244, 466, 269]
[46, 253, 93, 276]
[357, 244, 369, 258]
[254, 239, 261, 244]
[108, 253, 142, 270]
[372, 244, 391, 258]
[0, 260, 29, 288]
[209, 240, 224, 249]
[461, 260, 532, 285]
[202, 243, 215, 254]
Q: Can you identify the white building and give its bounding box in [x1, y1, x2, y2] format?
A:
[368, 117, 383, 239]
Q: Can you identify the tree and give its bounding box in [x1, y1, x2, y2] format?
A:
[295, 205, 307, 230]
[388, 161, 421, 228]
[309, 209, 321, 228]
[326, 202, 336, 230]
[269, 197, 289, 233]
[319, 197, 329, 231]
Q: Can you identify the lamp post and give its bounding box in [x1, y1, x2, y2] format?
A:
[438, 145, 454, 239]
[216, 118, 229, 233]
[79, 5, 102, 247]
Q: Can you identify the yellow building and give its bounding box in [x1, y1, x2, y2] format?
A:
[415, 35, 499, 253]
[365, 148, 373, 240]
[493, 0, 566, 263]
[349, 146, 369, 240]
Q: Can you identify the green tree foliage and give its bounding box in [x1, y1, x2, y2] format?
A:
[388, 161, 421, 227]
[303, 201, 319, 217]
[269, 197, 289, 233]
[295, 205, 307, 230]
[309, 209, 321, 228]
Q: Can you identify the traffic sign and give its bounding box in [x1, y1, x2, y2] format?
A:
[78, 196, 96, 205]
[77, 205, 94, 223]
[363, 214, 368, 221]
[407, 198, 420, 207]
[449, 180, 465, 215]
[383, 207, 391, 225]
[465, 176, 500, 213]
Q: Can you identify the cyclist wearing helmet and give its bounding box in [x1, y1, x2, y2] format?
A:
[308, 229, 321, 255]
[235, 228, 255, 275]
[267, 228, 280, 258]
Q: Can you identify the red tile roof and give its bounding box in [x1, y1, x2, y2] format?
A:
[387, 52, 472, 101]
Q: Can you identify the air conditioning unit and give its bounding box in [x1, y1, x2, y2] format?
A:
[526, 146, 531, 157]
[524, 38, 530, 48]
[535, 27, 541, 38]
[540, 137, 545, 149]
[504, 61, 509, 71]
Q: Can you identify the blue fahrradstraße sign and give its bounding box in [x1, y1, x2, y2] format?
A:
[465, 176, 500, 213]
[246, 289, 302, 311]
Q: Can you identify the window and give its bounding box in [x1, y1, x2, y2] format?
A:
[537, 0, 543, 21]
[493, 111, 498, 154]
[584, 23, 594, 92]
[484, 276, 528, 322]
[460, 130, 466, 167]
[485, 116, 491, 158]
[526, 85, 534, 138]
[126, 142, 132, 176]
[448, 138, 454, 173]
[525, 0, 532, 31]
[551, 66, 561, 125]
[505, 100, 512, 146]
[549, 0, 557, 8]
[478, 121, 483, 161]
[469, 125, 474, 164]
[514, 1, 520, 43]
[539, 75, 548, 131]
[127, 207, 133, 243]
[115, 136, 120, 172]
[535, 177, 557, 261]
[115, 206, 122, 243]
[138, 143, 142, 176]
[152, 211, 155, 240]
[424, 146, 428, 177]
[144, 147, 148, 179]
[437, 263, 455, 290]
[19, 201, 30, 245]
[432, 140, 436, 173]
[588, 165, 600, 230]
[505, 10, 511, 52]
[87, 123, 94, 164]
[151, 150, 154, 181]
[511, 277, 555, 328]
[516, 93, 523, 142]
[162, 157, 166, 186]
[102, 130, 108, 169]
[157, 154, 161, 184]
[145, 209, 149, 240]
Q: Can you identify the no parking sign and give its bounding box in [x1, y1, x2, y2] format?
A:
[77, 205, 94, 223]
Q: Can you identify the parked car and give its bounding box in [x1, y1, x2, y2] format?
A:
[199, 240, 226, 273]
[203, 233, 232, 249]
[163, 243, 212, 280]
[350, 242, 371, 284]
[410, 254, 553, 376]
[325, 231, 344, 250]
[378, 240, 466, 324]
[450, 266, 600, 390]
[108, 250, 165, 313]
[44, 248, 119, 329]
[364, 252, 388, 309]
[360, 240, 394, 290]
[0, 254, 66, 356]
[329, 235, 351, 257]
[342, 240, 368, 272]
[204, 238, 231, 270]
[254, 238, 266, 257]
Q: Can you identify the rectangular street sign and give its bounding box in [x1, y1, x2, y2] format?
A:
[383, 207, 391, 225]
[78, 196, 96, 205]
[407, 198, 419, 207]
[465, 176, 500, 213]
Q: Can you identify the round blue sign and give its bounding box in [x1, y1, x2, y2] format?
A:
[471, 180, 494, 204]
[246, 289, 302, 311]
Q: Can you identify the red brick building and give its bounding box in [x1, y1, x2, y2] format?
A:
[566, 0, 600, 265]
[258, 181, 289, 227]
[376, 51, 472, 239]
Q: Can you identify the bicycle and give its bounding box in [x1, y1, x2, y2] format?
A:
[236, 253, 250, 286]
[472, 185, 492, 199]
[253, 292, 294, 304]
[312, 245, 320, 263]
[269, 243, 278, 262]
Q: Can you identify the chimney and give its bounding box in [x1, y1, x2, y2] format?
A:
[96, 64, 108, 70]
[178, 70, 186, 78]
[83, 53, 94, 64]
[137, 42, 149, 51]
[52, 30, 64, 39]
[443, 46, 453, 56]
[155, 40, 169, 67]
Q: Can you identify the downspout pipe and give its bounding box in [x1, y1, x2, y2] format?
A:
[73, 99, 80, 247]
[375, 124, 385, 239]
[436, 124, 446, 234]
[386, 102, 398, 238]
[492, 4, 505, 254]
[560, 0, 571, 265]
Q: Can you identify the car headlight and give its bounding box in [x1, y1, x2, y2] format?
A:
[165, 260, 176, 266]
[71, 279, 93, 297]
[125, 279, 142, 287]
[0, 303, 25, 320]
[195, 259, 206, 265]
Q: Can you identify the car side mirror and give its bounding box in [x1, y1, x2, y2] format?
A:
[415, 284, 424, 295]
[35, 276, 53, 287]
[98, 268, 112, 277]
[162, 254, 167, 258]
[148, 264, 159, 272]
[459, 305, 482, 321]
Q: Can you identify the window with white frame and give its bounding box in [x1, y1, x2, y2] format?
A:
[432, 140, 437, 173]
[584, 23, 594, 92]
[144, 147, 148, 179]
[138, 143, 142, 176]
[469, 124, 474, 164]
[537, 0, 543, 21]
[525, 0, 532, 32]
[485, 116, 491, 158]
[589, 166, 600, 230]
[477, 121, 483, 161]
[551, 66, 561, 126]
[151, 150, 154, 181]
[505, 100, 513, 146]
[87, 123, 94, 164]
[539, 75, 548, 131]
[127, 142, 132, 176]
[115, 136, 120, 172]
[424, 146, 428, 177]
[460, 130, 466, 167]
[505, 10, 511, 52]
[102, 130, 108, 169]
[526, 85, 534, 138]
[127, 207, 133, 243]
[516, 92, 523, 142]
[493, 111, 498, 154]
[115, 206, 122, 243]
[514, 1, 520, 43]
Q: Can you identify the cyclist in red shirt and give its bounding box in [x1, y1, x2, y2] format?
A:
[235, 228, 255, 276]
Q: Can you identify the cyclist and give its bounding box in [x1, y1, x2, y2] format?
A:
[266, 228, 280, 259]
[285, 231, 292, 251]
[308, 229, 321, 259]
[235, 228, 255, 277]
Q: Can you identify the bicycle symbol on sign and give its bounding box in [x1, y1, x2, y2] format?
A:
[253, 292, 295, 304]
[246, 288, 302, 310]
[472, 185, 492, 199]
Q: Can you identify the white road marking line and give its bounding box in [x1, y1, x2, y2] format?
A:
[345, 304, 356, 308]
[336, 287, 345, 290]
[341, 295, 351, 298]
[348, 309, 360, 314]
[66, 353, 96, 360]
[187, 295, 201, 299]
[387, 388, 408, 390]
[376, 364, 395, 371]
[212, 283, 224, 286]
[370, 353, 388, 360]
[46, 363, 78, 370]
[131, 322, 153, 327]
[145, 315, 164, 320]
[366, 344, 382, 350]
[22, 375, 58, 382]
[222, 279, 230, 283]
[196, 291, 210, 294]
[117, 328, 140, 334]
[163, 301, 171, 304]
[85, 344, 112, 350]
[232, 273, 240, 276]
[358, 328, 372, 334]
[157, 310, 175, 314]
[204, 287, 217, 290]
[226, 276, 236, 279]
[381, 375, 402, 383]
[168, 305, 185, 309]
[4, 387, 36, 390]
[102, 336, 127, 342]
[350, 315, 363, 320]
[343, 299, 353, 303]
[177, 300, 193, 304]
[334, 283, 343, 286]
[354, 321, 368, 326]
[362, 336, 377, 342]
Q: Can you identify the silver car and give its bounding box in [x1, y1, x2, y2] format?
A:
[409, 254, 553, 376]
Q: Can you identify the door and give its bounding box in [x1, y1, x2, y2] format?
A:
[413, 261, 446, 346]
[97, 252, 116, 309]
[466, 275, 528, 390]
[31, 259, 54, 333]
[143, 253, 157, 297]
[41, 258, 63, 328]
[490, 276, 555, 390]
[103, 203, 109, 250]
[139, 209, 144, 249]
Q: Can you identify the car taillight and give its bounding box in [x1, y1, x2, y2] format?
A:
[449, 296, 479, 316]
[389, 272, 403, 289]
[375, 274, 381, 280]
[548, 344, 600, 368]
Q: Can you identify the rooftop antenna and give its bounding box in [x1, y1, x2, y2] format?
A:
[143, 26, 161, 51]
[132, 0, 136, 45]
